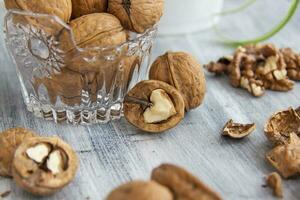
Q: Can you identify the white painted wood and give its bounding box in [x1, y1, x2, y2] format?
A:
[0, 0, 299, 199]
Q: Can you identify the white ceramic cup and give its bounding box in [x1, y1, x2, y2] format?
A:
[158, 0, 224, 35]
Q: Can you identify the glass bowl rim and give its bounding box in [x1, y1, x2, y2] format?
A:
[4, 9, 158, 53]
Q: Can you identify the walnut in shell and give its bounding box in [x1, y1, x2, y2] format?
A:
[149, 51, 206, 111]
[264, 108, 300, 146]
[151, 164, 222, 200]
[106, 181, 173, 200]
[266, 172, 283, 198]
[4, 0, 72, 23]
[60, 13, 127, 73]
[71, 0, 108, 19]
[12, 137, 78, 196]
[108, 0, 164, 33]
[0, 128, 36, 177]
[222, 119, 256, 139]
[266, 133, 300, 178]
[124, 80, 185, 133]
[34, 68, 85, 106]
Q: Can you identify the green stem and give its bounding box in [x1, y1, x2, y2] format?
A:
[215, 0, 257, 16]
[219, 0, 300, 46]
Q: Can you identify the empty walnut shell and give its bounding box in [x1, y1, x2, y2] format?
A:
[222, 119, 256, 139]
[151, 164, 222, 200]
[108, 0, 164, 33]
[106, 181, 173, 200]
[12, 137, 78, 196]
[0, 128, 36, 177]
[71, 0, 108, 19]
[266, 133, 300, 178]
[123, 80, 185, 133]
[60, 13, 127, 73]
[4, 0, 72, 23]
[149, 51, 206, 111]
[34, 68, 85, 106]
[264, 108, 300, 146]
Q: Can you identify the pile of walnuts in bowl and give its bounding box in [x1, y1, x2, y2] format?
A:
[4, 0, 165, 106]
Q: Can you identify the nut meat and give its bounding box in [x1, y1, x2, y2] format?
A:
[4, 0, 72, 23]
[266, 133, 300, 178]
[0, 128, 36, 177]
[151, 164, 223, 200]
[149, 51, 206, 110]
[106, 181, 173, 200]
[264, 108, 300, 146]
[266, 172, 283, 198]
[71, 0, 108, 18]
[123, 80, 185, 133]
[222, 119, 256, 139]
[12, 137, 78, 196]
[108, 0, 164, 33]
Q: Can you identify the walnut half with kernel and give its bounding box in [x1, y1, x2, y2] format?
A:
[124, 80, 185, 133]
[12, 137, 78, 196]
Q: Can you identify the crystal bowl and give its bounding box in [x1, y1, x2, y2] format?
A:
[4, 10, 157, 125]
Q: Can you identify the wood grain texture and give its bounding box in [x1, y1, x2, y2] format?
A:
[0, 0, 300, 199]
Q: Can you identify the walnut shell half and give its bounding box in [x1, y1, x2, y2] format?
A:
[71, 0, 108, 19]
[124, 80, 185, 133]
[222, 119, 256, 139]
[106, 181, 173, 200]
[149, 51, 206, 111]
[0, 128, 36, 177]
[108, 0, 164, 33]
[151, 164, 222, 200]
[264, 108, 300, 146]
[12, 137, 78, 196]
[4, 0, 72, 23]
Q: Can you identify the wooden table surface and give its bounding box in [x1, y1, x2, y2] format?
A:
[0, 1, 299, 199]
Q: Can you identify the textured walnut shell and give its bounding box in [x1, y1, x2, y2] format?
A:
[0, 128, 36, 177]
[106, 181, 173, 200]
[264, 108, 300, 146]
[149, 51, 206, 111]
[222, 119, 256, 139]
[108, 0, 164, 33]
[124, 80, 185, 133]
[12, 137, 78, 196]
[266, 133, 300, 178]
[4, 0, 72, 23]
[34, 68, 85, 106]
[71, 0, 108, 19]
[60, 13, 127, 73]
[151, 164, 222, 200]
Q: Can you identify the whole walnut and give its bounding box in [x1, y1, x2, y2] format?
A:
[60, 13, 127, 73]
[108, 0, 164, 33]
[71, 0, 108, 19]
[106, 181, 173, 200]
[149, 51, 206, 111]
[4, 0, 72, 23]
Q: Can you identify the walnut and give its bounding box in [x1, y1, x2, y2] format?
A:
[34, 68, 85, 106]
[4, 0, 72, 23]
[71, 0, 108, 19]
[266, 133, 300, 178]
[123, 80, 185, 133]
[12, 137, 78, 196]
[108, 0, 164, 33]
[280, 48, 300, 81]
[266, 172, 283, 198]
[149, 51, 206, 110]
[106, 181, 173, 200]
[151, 164, 222, 200]
[264, 108, 300, 146]
[222, 119, 256, 139]
[60, 13, 127, 73]
[0, 128, 36, 177]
